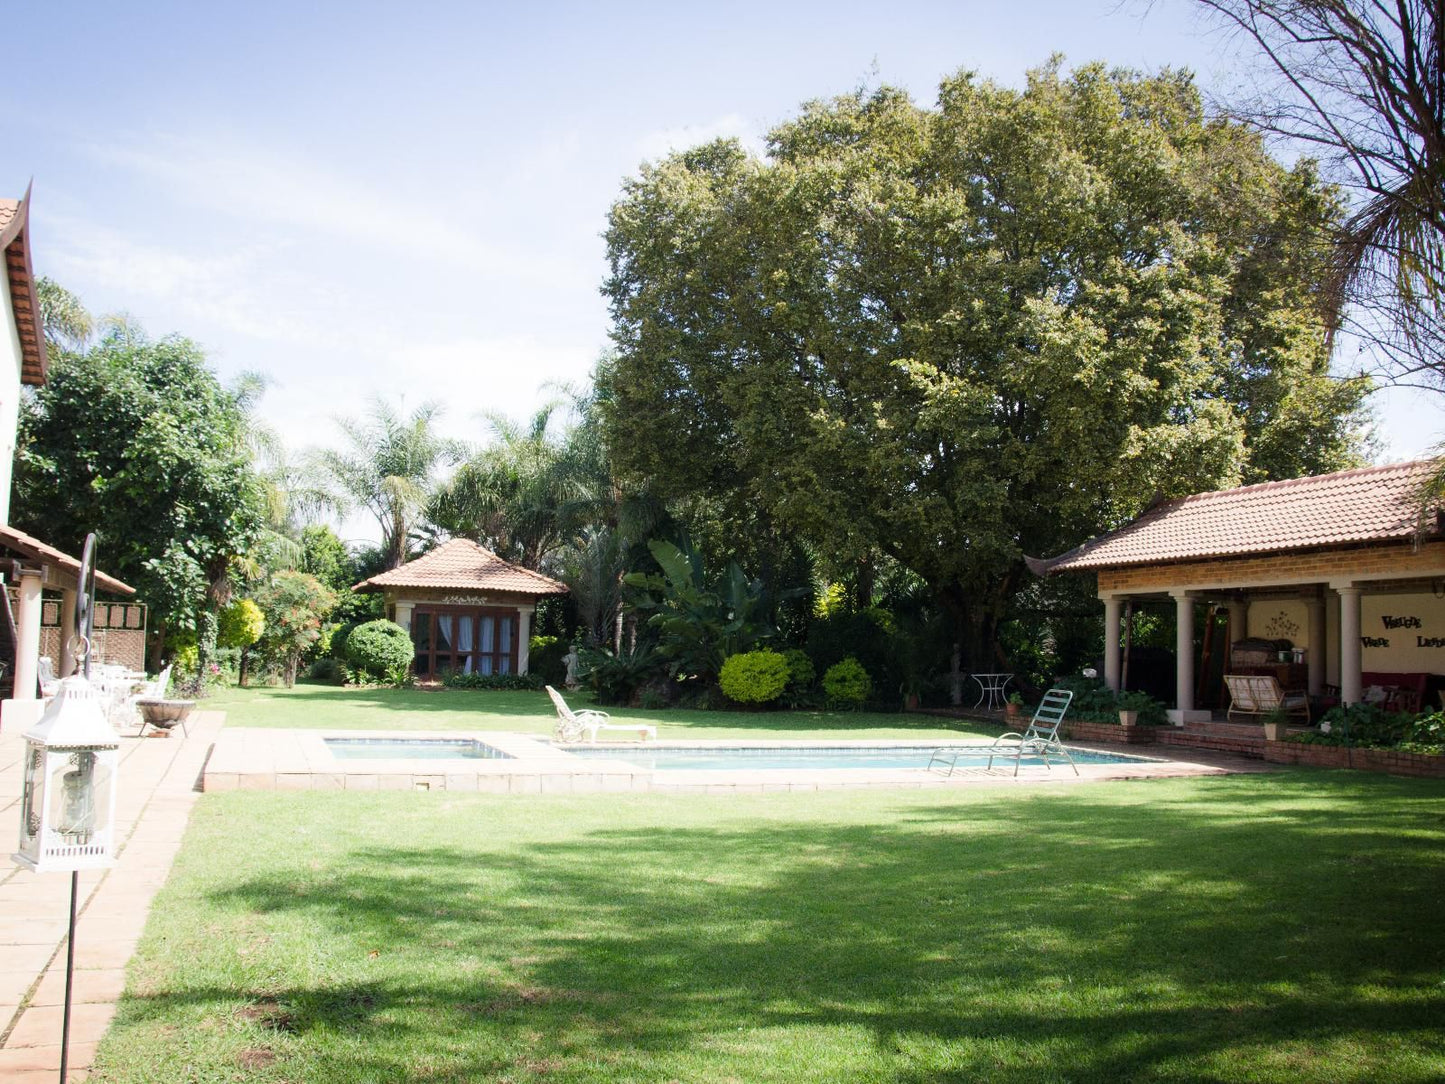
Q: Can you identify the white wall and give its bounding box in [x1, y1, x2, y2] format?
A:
[0, 269, 24, 526]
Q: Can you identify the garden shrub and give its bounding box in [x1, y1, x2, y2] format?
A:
[807, 610, 899, 697]
[579, 644, 662, 706]
[308, 657, 343, 682]
[528, 635, 568, 687]
[344, 620, 413, 680]
[719, 650, 791, 704]
[330, 621, 360, 661]
[781, 648, 815, 690]
[1295, 702, 1420, 749]
[441, 671, 542, 691]
[823, 656, 872, 709]
[1048, 675, 1167, 725]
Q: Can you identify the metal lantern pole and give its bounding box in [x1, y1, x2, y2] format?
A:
[61, 533, 100, 1083]
[10, 533, 116, 1084]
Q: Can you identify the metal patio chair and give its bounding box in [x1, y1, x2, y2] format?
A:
[546, 685, 656, 744]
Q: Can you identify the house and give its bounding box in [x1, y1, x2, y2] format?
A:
[1, 186, 136, 730]
[1028, 460, 1445, 720]
[353, 538, 567, 677]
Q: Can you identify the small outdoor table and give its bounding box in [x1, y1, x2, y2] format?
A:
[970, 672, 1014, 712]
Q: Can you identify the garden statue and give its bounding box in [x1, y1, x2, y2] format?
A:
[563, 644, 580, 689]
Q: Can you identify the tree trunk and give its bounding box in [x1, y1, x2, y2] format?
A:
[239, 650, 250, 688]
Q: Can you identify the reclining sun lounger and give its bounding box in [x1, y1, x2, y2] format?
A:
[547, 685, 656, 744]
[929, 687, 1077, 777]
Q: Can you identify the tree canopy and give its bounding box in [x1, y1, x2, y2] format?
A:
[14, 323, 267, 656]
[602, 61, 1371, 661]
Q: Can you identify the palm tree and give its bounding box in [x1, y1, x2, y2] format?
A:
[313, 398, 464, 569]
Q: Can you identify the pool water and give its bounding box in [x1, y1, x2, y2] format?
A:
[325, 738, 513, 761]
[563, 745, 1150, 771]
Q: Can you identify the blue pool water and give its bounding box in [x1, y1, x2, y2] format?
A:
[325, 738, 513, 761]
[563, 746, 1150, 771]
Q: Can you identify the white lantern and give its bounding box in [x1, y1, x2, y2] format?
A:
[13, 675, 120, 873]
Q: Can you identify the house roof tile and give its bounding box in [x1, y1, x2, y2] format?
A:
[354, 538, 568, 596]
[0, 524, 135, 595]
[1, 187, 49, 386]
[1030, 460, 1442, 575]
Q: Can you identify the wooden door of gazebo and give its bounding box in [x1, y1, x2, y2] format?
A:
[410, 605, 518, 678]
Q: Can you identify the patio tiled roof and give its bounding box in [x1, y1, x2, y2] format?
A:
[354, 538, 568, 596]
[1029, 460, 1442, 575]
[0, 524, 135, 595]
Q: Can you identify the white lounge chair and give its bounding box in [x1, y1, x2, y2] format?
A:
[37, 657, 60, 698]
[546, 685, 656, 744]
[930, 688, 1077, 777]
[1223, 674, 1310, 724]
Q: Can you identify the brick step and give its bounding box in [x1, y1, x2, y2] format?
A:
[1157, 728, 1266, 759]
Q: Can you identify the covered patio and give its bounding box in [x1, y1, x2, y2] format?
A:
[1029, 461, 1445, 721]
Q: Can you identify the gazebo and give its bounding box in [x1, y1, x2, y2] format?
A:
[353, 538, 567, 678]
[1028, 460, 1445, 721]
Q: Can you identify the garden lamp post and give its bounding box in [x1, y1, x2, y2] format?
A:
[11, 532, 118, 1083]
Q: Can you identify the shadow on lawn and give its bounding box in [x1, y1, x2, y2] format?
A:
[116, 776, 1445, 1082]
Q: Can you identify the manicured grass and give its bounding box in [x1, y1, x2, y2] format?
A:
[95, 773, 1445, 1082]
[203, 682, 998, 741]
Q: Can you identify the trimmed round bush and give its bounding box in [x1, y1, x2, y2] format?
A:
[344, 620, 413, 675]
[719, 650, 791, 704]
[823, 656, 872, 708]
[330, 621, 360, 661]
[781, 648, 815, 689]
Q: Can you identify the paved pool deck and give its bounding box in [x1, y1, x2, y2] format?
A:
[203, 727, 1268, 794]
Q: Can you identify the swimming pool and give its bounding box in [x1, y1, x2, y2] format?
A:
[325, 738, 514, 761]
[562, 745, 1152, 771]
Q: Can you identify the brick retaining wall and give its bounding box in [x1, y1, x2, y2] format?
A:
[1263, 740, 1445, 778]
[1061, 721, 1157, 744]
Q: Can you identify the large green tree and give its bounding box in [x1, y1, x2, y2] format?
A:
[14, 323, 267, 666]
[602, 61, 1371, 664]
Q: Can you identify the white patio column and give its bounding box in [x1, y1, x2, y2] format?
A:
[1102, 595, 1122, 691]
[1305, 594, 1326, 696]
[12, 566, 43, 699]
[1172, 590, 1196, 719]
[58, 588, 78, 676]
[517, 606, 533, 674]
[1336, 584, 1363, 705]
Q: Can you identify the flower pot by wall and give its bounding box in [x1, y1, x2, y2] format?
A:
[1119, 710, 1139, 726]
[1263, 721, 1288, 741]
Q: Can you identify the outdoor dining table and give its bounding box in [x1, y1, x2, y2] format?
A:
[969, 672, 1014, 711]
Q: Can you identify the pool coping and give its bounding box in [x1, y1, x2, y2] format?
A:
[203, 728, 1261, 794]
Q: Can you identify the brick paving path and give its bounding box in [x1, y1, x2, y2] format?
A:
[0, 711, 222, 1082]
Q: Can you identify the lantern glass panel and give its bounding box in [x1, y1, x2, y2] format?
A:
[47, 750, 111, 846]
[19, 744, 43, 845]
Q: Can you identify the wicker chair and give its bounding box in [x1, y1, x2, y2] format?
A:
[1223, 674, 1310, 724]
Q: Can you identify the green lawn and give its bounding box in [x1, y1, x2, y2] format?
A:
[94, 773, 1445, 1082]
[203, 682, 999, 741]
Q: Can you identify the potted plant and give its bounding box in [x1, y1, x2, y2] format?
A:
[1119, 707, 1140, 726]
[1005, 691, 1024, 720]
[1262, 707, 1291, 742]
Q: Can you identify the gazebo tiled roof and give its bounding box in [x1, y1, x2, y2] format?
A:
[353, 538, 568, 596]
[0, 185, 49, 387]
[1029, 459, 1442, 575]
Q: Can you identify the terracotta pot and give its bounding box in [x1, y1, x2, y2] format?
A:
[1119, 710, 1139, 726]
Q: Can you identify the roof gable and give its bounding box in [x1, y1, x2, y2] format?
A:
[0, 186, 49, 386]
[354, 538, 568, 596]
[1030, 460, 1442, 575]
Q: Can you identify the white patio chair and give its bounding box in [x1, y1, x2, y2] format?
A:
[546, 685, 656, 744]
[37, 656, 60, 698]
[930, 688, 1077, 777]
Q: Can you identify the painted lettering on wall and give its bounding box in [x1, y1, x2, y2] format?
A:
[1417, 636, 1445, 648]
[1361, 636, 1391, 648]
[1382, 615, 1423, 629]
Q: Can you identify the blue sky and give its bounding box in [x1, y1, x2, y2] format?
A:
[3, 0, 1439, 544]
